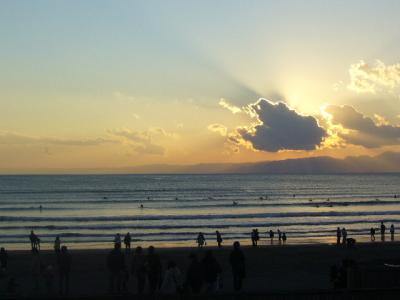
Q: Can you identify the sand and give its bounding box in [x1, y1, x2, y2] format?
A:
[1, 241, 400, 298]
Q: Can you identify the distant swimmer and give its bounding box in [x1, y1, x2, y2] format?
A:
[147, 197, 150, 200]
[293, 194, 296, 198]
[175, 197, 178, 200]
[39, 205, 42, 212]
[327, 198, 330, 202]
[259, 197, 264, 200]
[103, 197, 108, 199]
[140, 204, 144, 209]
[232, 201, 238, 206]
[309, 199, 313, 202]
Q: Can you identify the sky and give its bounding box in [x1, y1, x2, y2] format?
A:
[1, 0, 400, 172]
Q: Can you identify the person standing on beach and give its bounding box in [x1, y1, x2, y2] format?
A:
[185, 253, 203, 294]
[146, 246, 162, 294]
[106, 243, 125, 294]
[277, 229, 282, 244]
[390, 224, 395, 241]
[216, 231, 223, 248]
[380, 221, 386, 241]
[123, 232, 131, 252]
[0, 248, 8, 271]
[229, 241, 245, 292]
[370, 228, 375, 241]
[282, 232, 287, 243]
[131, 246, 146, 294]
[54, 236, 61, 254]
[114, 233, 121, 247]
[197, 232, 206, 248]
[269, 230, 274, 244]
[30, 230, 40, 251]
[201, 250, 222, 292]
[336, 227, 341, 245]
[57, 246, 71, 295]
[341, 228, 347, 244]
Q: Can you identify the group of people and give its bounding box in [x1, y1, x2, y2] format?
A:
[336, 222, 395, 245]
[251, 229, 287, 247]
[106, 241, 246, 295]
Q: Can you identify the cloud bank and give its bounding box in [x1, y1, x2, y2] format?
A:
[236, 99, 326, 152]
[325, 105, 400, 147]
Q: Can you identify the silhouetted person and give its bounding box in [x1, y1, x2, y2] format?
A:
[114, 233, 121, 247]
[58, 246, 71, 295]
[185, 253, 203, 294]
[146, 246, 162, 294]
[370, 228, 375, 241]
[390, 224, 395, 241]
[202, 250, 222, 292]
[31, 248, 41, 291]
[251, 229, 260, 247]
[230, 241, 245, 291]
[131, 246, 146, 294]
[269, 230, 274, 244]
[123, 232, 131, 252]
[107, 242, 125, 294]
[197, 232, 206, 248]
[282, 232, 287, 243]
[277, 229, 282, 244]
[336, 227, 341, 245]
[216, 231, 223, 248]
[29, 230, 40, 251]
[54, 236, 61, 254]
[0, 248, 7, 271]
[380, 221, 386, 241]
[341, 228, 347, 244]
[161, 260, 182, 294]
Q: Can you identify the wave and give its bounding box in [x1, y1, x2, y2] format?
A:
[2, 210, 400, 223]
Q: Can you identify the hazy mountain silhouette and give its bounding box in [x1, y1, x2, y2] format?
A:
[120, 151, 400, 174]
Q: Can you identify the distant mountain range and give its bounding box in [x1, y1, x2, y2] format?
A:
[4, 152, 400, 174]
[118, 151, 400, 174]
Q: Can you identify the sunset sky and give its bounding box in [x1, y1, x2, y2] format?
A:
[1, 1, 400, 172]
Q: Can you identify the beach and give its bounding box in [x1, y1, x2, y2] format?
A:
[2, 242, 400, 298]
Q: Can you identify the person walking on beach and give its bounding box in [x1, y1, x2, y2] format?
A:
[123, 232, 131, 252]
[216, 231, 223, 248]
[114, 233, 121, 247]
[160, 260, 183, 294]
[336, 227, 341, 245]
[29, 231, 40, 251]
[282, 232, 287, 243]
[57, 246, 71, 295]
[131, 246, 146, 294]
[197, 232, 206, 248]
[0, 248, 8, 271]
[107, 242, 125, 294]
[370, 227, 376, 241]
[390, 224, 395, 241]
[146, 246, 162, 294]
[380, 221, 386, 241]
[341, 228, 347, 244]
[269, 230, 274, 244]
[230, 241, 245, 292]
[185, 253, 203, 294]
[201, 250, 222, 292]
[54, 236, 61, 254]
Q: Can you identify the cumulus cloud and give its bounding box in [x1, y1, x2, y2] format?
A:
[236, 99, 326, 152]
[108, 128, 166, 155]
[325, 105, 400, 148]
[0, 132, 114, 146]
[348, 60, 400, 93]
[208, 123, 228, 136]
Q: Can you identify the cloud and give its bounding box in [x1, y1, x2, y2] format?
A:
[109, 128, 166, 155]
[325, 105, 400, 148]
[219, 98, 242, 114]
[208, 123, 228, 136]
[348, 60, 400, 93]
[0, 132, 114, 146]
[236, 99, 326, 152]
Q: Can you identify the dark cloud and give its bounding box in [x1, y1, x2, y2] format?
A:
[238, 99, 326, 152]
[325, 105, 400, 148]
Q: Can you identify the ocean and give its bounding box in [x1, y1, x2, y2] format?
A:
[0, 174, 399, 249]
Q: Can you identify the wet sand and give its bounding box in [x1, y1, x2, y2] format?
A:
[2, 242, 400, 298]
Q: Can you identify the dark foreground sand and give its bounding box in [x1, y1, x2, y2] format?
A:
[2, 242, 400, 299]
